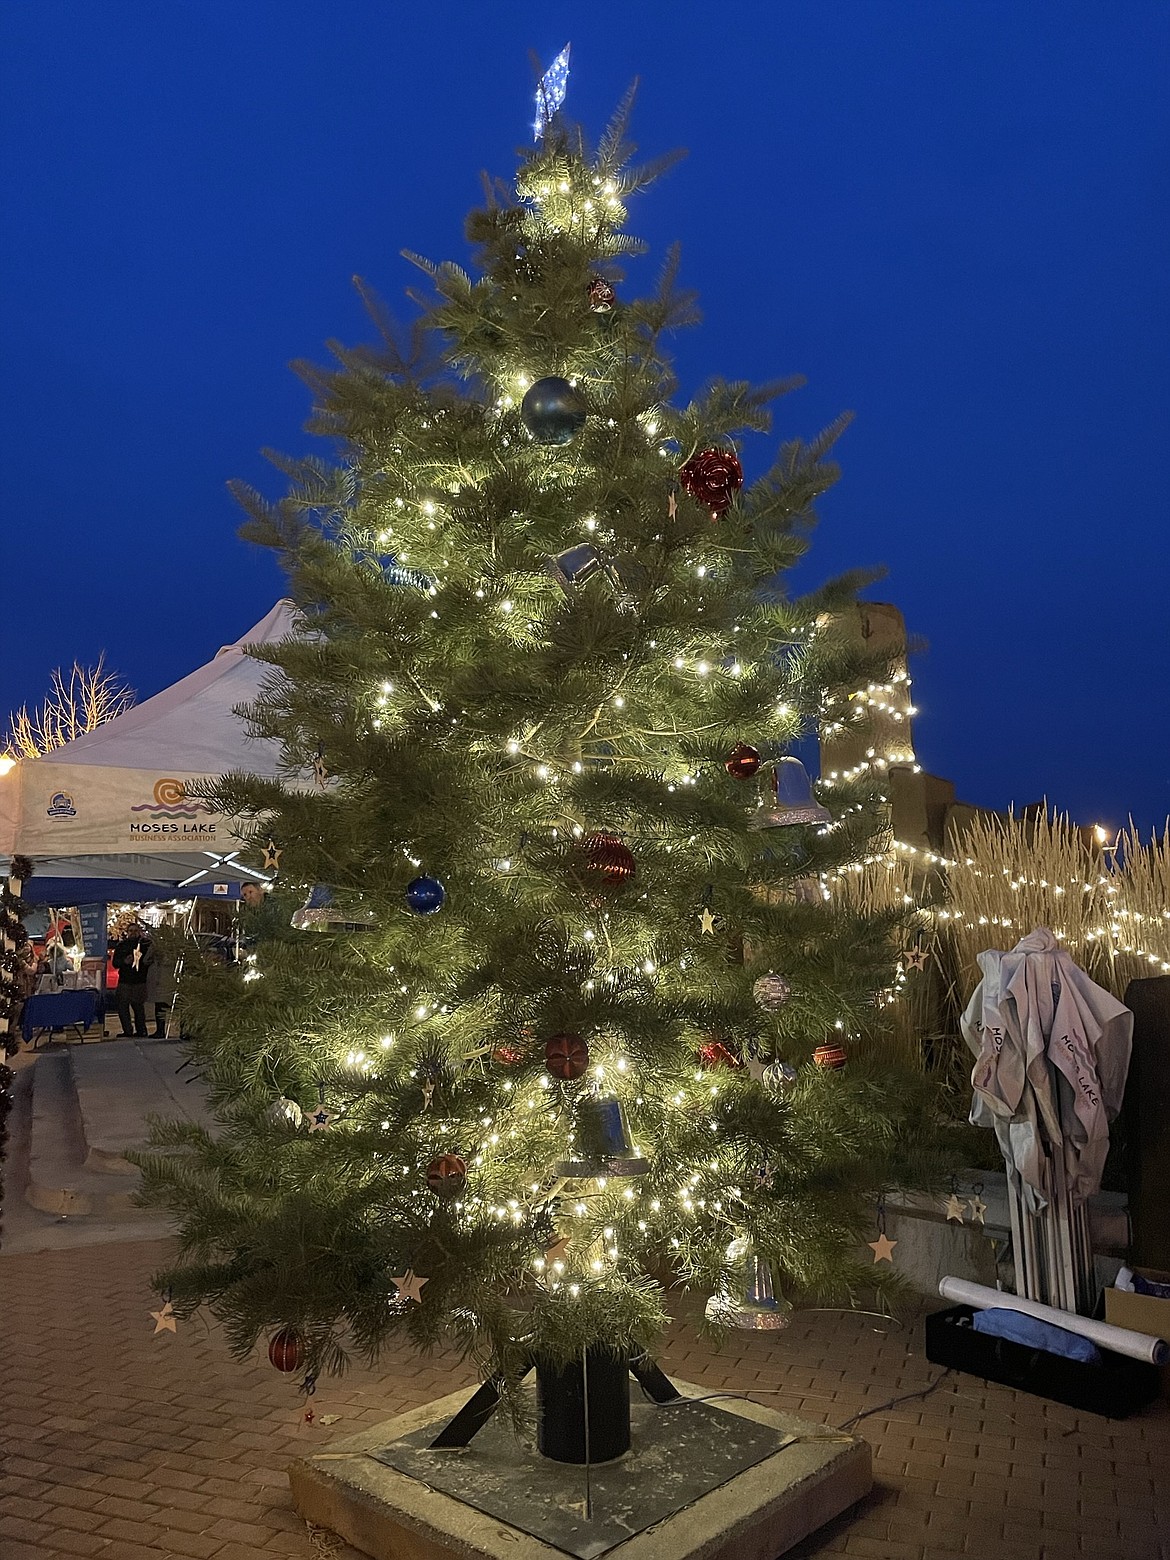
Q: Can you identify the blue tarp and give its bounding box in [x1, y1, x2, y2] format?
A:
[21, 877, 242, 904]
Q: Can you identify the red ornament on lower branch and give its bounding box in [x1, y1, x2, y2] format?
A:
[812, 1043, 848, 1071]
[425, 1153, 467, 1198]
[545, 1033, 590, 1081]
[725, 742, 762, 780]
[580, 831, 636, 888]
[491, 1042, 526, 1066]
[268, 1328, 304, 1373]
[699, 1039, 742, 1070]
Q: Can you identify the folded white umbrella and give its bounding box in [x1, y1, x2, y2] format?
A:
[960, 927, 1134, 1313]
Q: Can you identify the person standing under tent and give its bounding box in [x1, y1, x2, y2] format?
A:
[111, 922, 154, 1038]
[145, 939, 175, 1039]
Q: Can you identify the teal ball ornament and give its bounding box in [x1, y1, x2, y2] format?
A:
[406, 875, 446, 915]
[521, 377, 587, 445]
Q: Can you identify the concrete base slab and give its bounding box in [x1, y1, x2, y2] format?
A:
[289, 1377, 871, 1560]
[25, 1050, 138, 1217]
[72, 1035, 214, 1171]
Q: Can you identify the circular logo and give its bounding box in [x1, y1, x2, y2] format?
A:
[153, 778, 187, 807]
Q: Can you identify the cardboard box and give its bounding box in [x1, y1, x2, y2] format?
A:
[1105, 1268, 1170, 1400]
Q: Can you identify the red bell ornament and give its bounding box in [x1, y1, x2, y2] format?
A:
[545, 1033, 590, 1081]
[725, 742, 762, 780]
[581, 831, 635, 887]
[679, 447, 744, 520]
[268, 1327, 304, 1373]
[425, 1153, 467, 1198]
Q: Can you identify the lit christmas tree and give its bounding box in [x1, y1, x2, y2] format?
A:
[136, 93, 945, 1450]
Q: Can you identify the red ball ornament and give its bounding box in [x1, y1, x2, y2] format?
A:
[425, 1153, 467, 1198]
[679, 447, 744, 520]
[699, 1039, 742, 1070]
[587, 275, 616, 312]
[545, 1033, 590, 1081]
[581, 831, 636, 887]
[725, 742, 762, 780]
[268, 1328, 304, 1373]
[813, 1043, 848, 1071]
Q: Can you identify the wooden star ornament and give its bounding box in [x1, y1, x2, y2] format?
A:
[968, 1194, 988, 1225]
[868, 1232, 898, 1264]
[308, 1107, 333, 1132]
[699, 908, 716, 936]
[311, 753, 328, 789]
[391, 1270, 429, 1304]
[902, 945, 929, 972]
[261, 840, 283, 872]
[944, 1192, 966, 1222]
[149, 1301, 177, 1335]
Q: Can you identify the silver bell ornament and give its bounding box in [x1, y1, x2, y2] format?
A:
[547, 543, 622, 596]
[752, 972, 792, 1011]
[747, 757, 832, 830]
[291, 884, 376, 931]
[705, 1236, 793, 1331]
[555, 1092, 649, 1178]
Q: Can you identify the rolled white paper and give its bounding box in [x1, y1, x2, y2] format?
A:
[938, 1276, 1168, 1365]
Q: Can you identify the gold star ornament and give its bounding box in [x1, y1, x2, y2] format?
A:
[149, 1301, 177, 1335]
[391, 1270, 429, 1304]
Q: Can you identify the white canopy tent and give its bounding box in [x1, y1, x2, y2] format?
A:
[0, 601, 298, 900]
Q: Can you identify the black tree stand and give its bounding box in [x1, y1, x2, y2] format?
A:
[429, 1347, 680, 1468]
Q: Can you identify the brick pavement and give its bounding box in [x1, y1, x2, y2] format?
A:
[2, 1237, 1167, 1560]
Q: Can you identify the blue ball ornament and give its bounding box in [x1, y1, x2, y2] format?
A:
[405, 874, 446, 915]
[520, 377, 587, 446]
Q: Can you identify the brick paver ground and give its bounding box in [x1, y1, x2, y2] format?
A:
[2, 1236, 1167, 1560]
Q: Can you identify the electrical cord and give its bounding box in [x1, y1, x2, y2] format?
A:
[638, 1367, 956, 1435]
[836, 1369, 954, 1430]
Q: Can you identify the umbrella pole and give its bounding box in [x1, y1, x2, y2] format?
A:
[1008, 1171, 1037, 1301]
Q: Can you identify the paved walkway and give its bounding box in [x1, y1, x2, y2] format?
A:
[2, 1236, 1167, 1559]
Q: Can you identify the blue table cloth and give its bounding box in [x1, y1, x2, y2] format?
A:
[22, 988, 99, 1044]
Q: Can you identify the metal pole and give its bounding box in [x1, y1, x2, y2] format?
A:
[581, 1345, 593, 1521]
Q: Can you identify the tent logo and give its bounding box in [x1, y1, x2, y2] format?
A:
[46, 790, 77, 819]
[129, 777, 217, 836]
[131, 778, 213, 820]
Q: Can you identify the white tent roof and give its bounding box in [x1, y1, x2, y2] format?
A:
[0, 602, 299, 885]
[56, 599, 296, 775]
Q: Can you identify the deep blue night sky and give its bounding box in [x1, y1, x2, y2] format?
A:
[2, 3, 1167, 829]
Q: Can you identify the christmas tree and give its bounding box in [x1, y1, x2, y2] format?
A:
[136, 94, 945, 1432]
